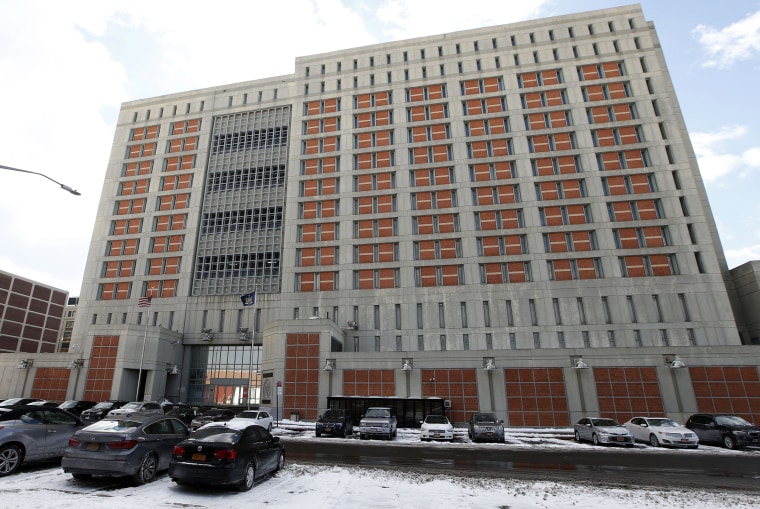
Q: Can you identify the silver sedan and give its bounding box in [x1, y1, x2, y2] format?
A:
[574, 417, 634, 446]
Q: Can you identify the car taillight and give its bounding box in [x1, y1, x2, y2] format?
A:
[173, 445, 186, 456]
[107, 440, 138, 450]
[213, 449, 237, 460]
[68, 437, 81, 447]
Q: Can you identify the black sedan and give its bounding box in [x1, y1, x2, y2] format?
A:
[62, 414, 190, 483]
[315, 409, 353, 437]
[169, 421, 285, 491]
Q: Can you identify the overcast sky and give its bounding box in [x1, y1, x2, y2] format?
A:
[1, 0, 759, 295]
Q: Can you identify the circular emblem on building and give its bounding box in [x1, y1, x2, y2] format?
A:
[262, 378, 273, 400]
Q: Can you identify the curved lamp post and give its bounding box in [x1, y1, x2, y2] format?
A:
[0, 164, 81, 196]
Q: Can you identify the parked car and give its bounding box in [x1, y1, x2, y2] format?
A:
[685, 413, 760, 450]
[236, 410, 274, 431]
[190, 408, 236, 430]
[80, 400, 129, 424]
[468, 413, 506, 443]
[106, 401, 164, 419]
[0, 398, 43, 407]
[57, 400, 97, 417]
[62, 414, 189, 483]
[420, 414, 454, 442]
[0, 404, 83, 476]
[574, 417, 634, 446]
[623, 416, 699, 448]
[27, 400, 61, 407]
[358, 407, 397, 440]
[315, 409, 352, 437]
[169, 421, 285, 491]
[165, 405, 203, 426]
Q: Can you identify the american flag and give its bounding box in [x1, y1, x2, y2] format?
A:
[138, 296, 152, 307]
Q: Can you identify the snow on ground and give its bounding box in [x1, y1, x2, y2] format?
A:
[0, 420, 757, 509]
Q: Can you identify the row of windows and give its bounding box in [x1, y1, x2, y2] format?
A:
[194, 253, 280, 279]
[206, 165, 286, 193]
[105, 235, 186, 257]
[201, 208, 283, 235]
[211, 126, 288, 154]
[101, 257, 181, 278]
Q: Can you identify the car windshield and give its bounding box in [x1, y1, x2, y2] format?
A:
[716, 415, 752, 426]
[190, 427, 241, 444]
[237, 411, 259, 418]
[204, 409, 227, 417]
[365, 408, 390, 418]
[591, 418, 620, 427]
[86, 419, 141, 432]
[121, 403, 142, 410]
[59, 401, 81, 409]
[425, 416, 449, 424]
[473, 414, 497, 423]
[91, 402, 115, 410]
[647, 418, 678, 427]
[323, 410, 343, 419]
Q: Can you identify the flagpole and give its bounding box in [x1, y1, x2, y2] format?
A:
[246, 287, 257, 410]
[137, 317, 148, 401]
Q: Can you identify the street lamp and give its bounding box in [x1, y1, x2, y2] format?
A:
[16, 359, 34, 396]
[0, 164, 81, 195]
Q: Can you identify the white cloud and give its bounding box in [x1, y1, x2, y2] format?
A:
[690, 126, 760, 182]
[693, 10, 760, 68]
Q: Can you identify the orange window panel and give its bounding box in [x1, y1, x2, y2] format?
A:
[602, 62, 622, 77]
[545, 90, 564, 107]
[356, 132, 372, 149]
[151, 237, 166, 254]
[553, 259, 573, 281]
[419, 266, 437, 287]
[438, 214, 455, 233]
[563, 180, 583, 199]
[375, 91, 391, 106]
[305, 119, 321, 134]
[410, 126, 427, 142]
[356, 153, 373, 170]
[302, 202, 318, 219]
[358, 269, 374, 289]
[531, 135, 550, 153]
[161, 280, 177, 297]
[184, 137, 198, 150]
[375, 130, 392, 146]
[484, 263, 502, 283]
[643, 227, 665, 247]
[648, 255, 679, 278]
[301, 224, 317, 242]
[164, 257, 180, 274]
[558, 156, 577, 174]
[168, 139, 182, 153]
[158, 196, 172, 211]
[430, 124, 448, 140]
[416, 215, 434, 234]
[483, 77, 500, 93]
[507, 262, 527, 282]
[554, 133, 572, 151]
[100, 283, 115, 300]
[411, 147, 427, 164]
[408, 106, 426, 122]
[124, 239, 138, 255]
[301, 248, 316, 266]
[116, 201, 130, 215]
[113, 220, 127, 235]
[299, 273, 316, 292]
[355, 113, 372, 128]
[418, 240, 436, 260]
[378, 243, 395, 262]
[481, 237, 500, 256]
[143, 144, 156, 156]
[377, 218, 394, 237]
[492, 139, 510, 157]
[165, 158, 179, 172]
[577, 258, 598, 279]
[323, 99, 338, 113]
[357, 245, 373, 264]
[376, 150, 393, 167]
[571, 231, 592, 251]
[567, 205, 588, 225]
[439, 239, 458, 258]
[528, 114, 546, 130]
[148, 259, 162, 275]
[428, 85, 445, 100]
[375, 110, 392, 126]
[357, 196, 373, 215]
[608, 82, 628, 99]
[325, 224, 339, 241]
[581, 64, 599, 80]
[376, 195, 393, 213]
[124, 163, 140, 176]
[132, 128, 146, 141]
[543, 207, 563, 226]
[601, 152, 622, 170]
[499, 209, 519, 229]
[355, 174, 373, 192]
[625, 150, 645, 168]
[135, 180, 149, 193]
[127, 146, 141, 158]
[523, 92, 542, 108]
[612, 104, 634, 121]
[408, 87, 425, 102]
[612, 202, 634, 221]
[323, 136, 338, 152]
[356, 94, 372, 109]
[534, 158, 554, 176]
[171, 122, 185, 135]
[630, 174, 651, 194]
[542, 70, 560, 85]
[432, 145, 449, 162]
[521, 72, 539, 87]
[320, 248, 336, 265]
[637, 200, 658, 220]
[319, 272, 335, 291]
[304, 139, 319, 155]
[625, 256, 647, 277]
[302, 159, 319, 175]
[618, 228, 639, 248]
[433, 167, 451, 184]
[540, 182, 559, 200]
[591, 106, 611, 123]
[464, 99, 483, 115]
[305, 101, 321, 115]
[585, 85, 605, 101]
[356, 221, 373, 239]
[378, 268, 395, 288]
[470, 141, 489, 158]
[132, 199, 146, 213]
[120, 183, 134, 196]
[596, 129, 615, 147]
[171, 215, 185, 230]
[619, 126, 639, 145]
[178, 174, 192, 189]
[323, 157, 337, 173]
[120, 260, 134, 276]
[490, 119, 507, 135]
[174, 194, 189, 209]
[104, 262, 119, 278]
[436, 190, 453, 208]
[429, 104, 447, 119]
[479, 211, 497, 230]
[463, 80, 480, 95]
[471, 164, 490, 181]
[504, 235, 524, 255]
[548, 232, 567, 252]
[322, 178, 337, 194]
[415, 192, 433, 210]
[145, 126, 158, 138]
[376, 173, 393, 190]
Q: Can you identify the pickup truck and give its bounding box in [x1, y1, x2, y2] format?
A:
[358, 407, 397, 440]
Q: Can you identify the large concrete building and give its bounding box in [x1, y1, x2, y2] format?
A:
[4, 4, 759, 427]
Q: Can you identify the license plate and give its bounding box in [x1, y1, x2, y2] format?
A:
[433, 434, 441, 438]
[616, 437, 625, 442]
[681, 439, 690, 443]
[325, 427, 332, 432]
[486, 432, 493, 436]
[86, 443, 100, 451]
[192, 453, 206, 461]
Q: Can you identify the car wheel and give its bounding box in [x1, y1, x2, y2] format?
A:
[341, 427, 346, 438]
[360, 434, 366, 440]
[0, 444, 22, 477]
[315, 431, 321, 437]
[275, 452, 285, 472]
[268, 423, 273, 431]
[574, 430, 581, 442]
[236, 462, 255, 492]
[649, 434, 660, 447]
[72, 473, 92, 480]
[722, 434, 737, 450]
[132, 453, 158, 484]
[387, 431, 392, 441]
[592, 433, 600, 446]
